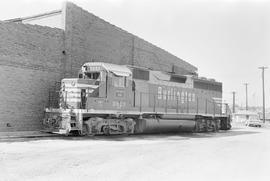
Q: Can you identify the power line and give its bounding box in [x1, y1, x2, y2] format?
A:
[4, 10, 62, 23]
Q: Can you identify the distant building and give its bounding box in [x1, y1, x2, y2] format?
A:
[258, 112, 270, 121]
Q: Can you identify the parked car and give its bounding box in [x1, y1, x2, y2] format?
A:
[245, 114, 263, 127]
[232, 111, 263, 127]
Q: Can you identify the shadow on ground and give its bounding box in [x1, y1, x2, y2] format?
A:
[0, 127, 261, 143]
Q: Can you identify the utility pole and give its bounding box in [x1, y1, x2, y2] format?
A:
[131, 36, 135, 66]
[259, 66, 268, 123]
[232, 91, 236, 113]
[244, 83, 248, 111]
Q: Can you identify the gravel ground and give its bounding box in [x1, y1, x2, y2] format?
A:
[0, 124, 270, 181]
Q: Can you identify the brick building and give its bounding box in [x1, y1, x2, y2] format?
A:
[0, 2, 197, 131]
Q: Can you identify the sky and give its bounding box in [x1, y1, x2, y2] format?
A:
[0, 0, 269, 108]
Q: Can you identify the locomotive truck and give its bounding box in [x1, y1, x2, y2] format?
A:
[44, 62, 231, 135]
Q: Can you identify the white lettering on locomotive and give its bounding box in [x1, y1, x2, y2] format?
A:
[158, 87, 162, 99]
[157, 86, 196, 103]
[177, 91, 180, 100]
[181, 92, 185, 103]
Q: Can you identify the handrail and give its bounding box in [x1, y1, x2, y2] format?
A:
[136, 91, 230, 117]
[48, 86, 231, 117]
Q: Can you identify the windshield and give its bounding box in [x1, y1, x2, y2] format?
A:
[84, 72, 100, 80]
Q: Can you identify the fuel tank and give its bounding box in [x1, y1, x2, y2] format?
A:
[134, 118, 196, 134]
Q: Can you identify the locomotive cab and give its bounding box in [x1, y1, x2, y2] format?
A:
[60, 62, 132, 110]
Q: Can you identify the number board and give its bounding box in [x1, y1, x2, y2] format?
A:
[87, 66, 101, 72]
[116, 90, 124, 97]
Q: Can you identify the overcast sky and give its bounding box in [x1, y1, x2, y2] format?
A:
[0, 0, 269, 108]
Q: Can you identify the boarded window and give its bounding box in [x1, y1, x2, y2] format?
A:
[194, 80, 222, 92]
[132, 68, 149, 81]
[170, 75, 186, 83]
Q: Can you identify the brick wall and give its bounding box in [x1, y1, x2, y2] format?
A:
[64, 2, 197, 77]
[0, 22, 64, 131]
[0, 2, 198, 132]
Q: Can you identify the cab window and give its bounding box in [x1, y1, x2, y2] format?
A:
[113, 76, 127, 88]
[85, 72, 100, 80]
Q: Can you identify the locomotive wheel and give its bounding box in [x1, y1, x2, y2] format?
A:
[103, 125, 110, 135]
[82, 124, 88, 135]
[194, 120, 201, 133]
[206, 120, 212, 132]
[212, 120, 218, 132]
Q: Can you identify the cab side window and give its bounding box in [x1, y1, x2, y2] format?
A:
[113, 76, 127, 88]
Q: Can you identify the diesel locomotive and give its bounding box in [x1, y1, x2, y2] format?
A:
[44, 62, 231, 135]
